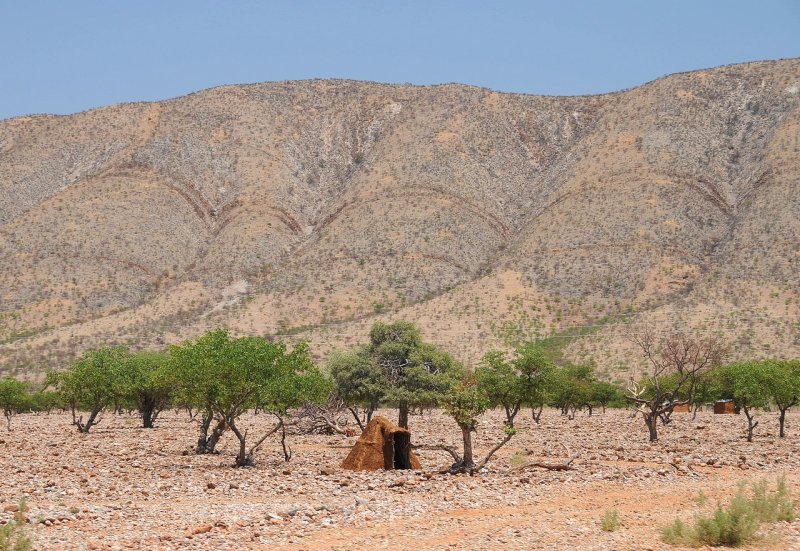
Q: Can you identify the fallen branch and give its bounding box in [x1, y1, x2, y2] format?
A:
[510, 442, 578, 472]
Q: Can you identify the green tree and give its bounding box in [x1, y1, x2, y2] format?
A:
[51, 347, 130, 433]
[474, 343, 553, 427]
[171, 329, 329, 466]
[328, 347, 387, 429]
[439, 377, 515, 473]
[591, 381, 623, 414]
[0, 377, 29, 431]
[717, 362, 771, 442]
[689, 370, 720, 420]
[475, 351, 521, 427]
[115, 350, 176, 428]
[367, 321, 462, 428]
[762, 359, 800, 438]
[549, 364, 594, 419]
[26, 390, 63, 414]
[514, 343, 555, 422]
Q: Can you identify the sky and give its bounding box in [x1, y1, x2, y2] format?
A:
[0, 0, 798, 120]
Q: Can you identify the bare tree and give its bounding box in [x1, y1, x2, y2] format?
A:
[295, 398, 358, 436]
[627, 329, 726, 441]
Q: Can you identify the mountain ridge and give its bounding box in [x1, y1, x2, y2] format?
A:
[1, 58, 798, 379]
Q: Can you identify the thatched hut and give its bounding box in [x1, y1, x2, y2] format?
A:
[341, 416, 421, 471]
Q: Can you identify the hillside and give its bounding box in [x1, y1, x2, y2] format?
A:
[1, 59, 799, 379]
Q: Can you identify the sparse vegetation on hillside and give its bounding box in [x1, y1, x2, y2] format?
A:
[0, 60, 798, 376]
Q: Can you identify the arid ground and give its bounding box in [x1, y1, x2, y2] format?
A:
[2, 408, 800, 550]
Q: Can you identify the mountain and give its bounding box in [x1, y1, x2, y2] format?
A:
[1, 59, 799, 380]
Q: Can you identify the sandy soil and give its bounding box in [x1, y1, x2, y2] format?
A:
[2, 408, 800, 550]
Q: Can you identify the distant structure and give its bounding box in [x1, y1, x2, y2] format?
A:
[714, 400, 737, 414]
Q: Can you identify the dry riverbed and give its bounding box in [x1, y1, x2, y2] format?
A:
[2, 409, 800, 550]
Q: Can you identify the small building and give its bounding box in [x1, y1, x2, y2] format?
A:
[672, 403, 691, 413]
[341, 416, 421, 471]
[714, 400, 737, 414]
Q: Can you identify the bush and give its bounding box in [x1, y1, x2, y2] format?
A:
[0, 498, 32, 551]
[662, 477, 796, 547]
[600, 509, 621, 532]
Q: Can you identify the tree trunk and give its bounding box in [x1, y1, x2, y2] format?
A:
[280, 420, 291, 461]
[4, 409, 11, 431]
[779, 408, 787, 438]
[76, 408, 102, 433]
[141, 396, 157, 429]
[348, 407, 365, 431]
[460, 425, 474, 468]
[205, 418, 226, 453]
[398, 400, 409, 429]
[692, 403, 699, 420]
[645, 413, 658, 442]
[196, 411, 213, 452]
[532, 405, 543, 423]
[228, 420, 250, 467]
[744, 408, 758, 442]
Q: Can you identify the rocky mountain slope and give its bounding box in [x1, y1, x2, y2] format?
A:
[1, 59, 798, 378]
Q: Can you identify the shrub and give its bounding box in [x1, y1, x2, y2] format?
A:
[662, 477, 796, 547]
[0, 498, 32, 551]
[600, 509, 621, 532]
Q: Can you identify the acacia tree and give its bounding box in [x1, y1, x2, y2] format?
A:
[627, 330, 725, 442]
[328, 348, 387, 429]
[717, 362, 770, 442]
[172, 329, 329, 467]
[762, 359, 800, 438]
[51, 347, 130, 433]
[115, 351, 175, 428]
[0, 377, 28, 431]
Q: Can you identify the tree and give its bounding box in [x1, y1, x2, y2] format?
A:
[0, 377, 28, 431]
[762, 359, 800, 438]
[27, 389, 63, 414]
[439, 376, 515, 473]
[591, 381, 623, 414]
[627, 330, 725, 442]
[717, 362, 771, 442]
[115, 351, 176, 428]
[171, 329, 329, 467]
[474, 343, 553, 427]
[367, 321, 462, 428]
[549, 364, 594, 419]
[688, 370, 719, 420]
[514, 343, 555, 423]
[52, 347, 130, 433]
[475, 351, 522, 427]
[328, 347, 387, 429]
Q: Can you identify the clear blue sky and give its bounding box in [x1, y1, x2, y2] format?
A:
[1, 1, 798, 120]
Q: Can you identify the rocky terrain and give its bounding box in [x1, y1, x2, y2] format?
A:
[1, 59, 799, 377]
[2, 408, 800, 549]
